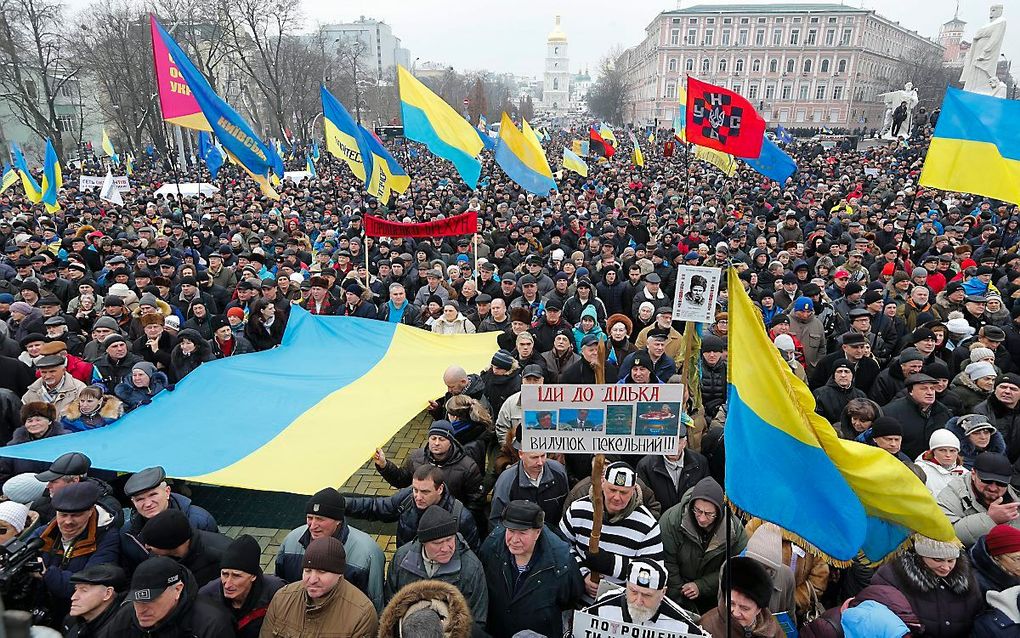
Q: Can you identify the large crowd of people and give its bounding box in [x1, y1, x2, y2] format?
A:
[0, 117, 1018, 637]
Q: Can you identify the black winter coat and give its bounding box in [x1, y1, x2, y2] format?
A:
[700, 360, 727, 421]
[345, 487, 479, 551]
[197, 573, 285, 638]
[378, 439, 483, 507]
[104, 566, 234, 637]
[814, 380, 866, 424]
[636, 451, 710, 512]
[559, 358, 619, 384]
[880, 397, 953, 460]
[975, 395, 1020, 463]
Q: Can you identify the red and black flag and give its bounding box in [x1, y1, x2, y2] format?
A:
[589, 127, 615, 158]
[686, 77, 766, 158]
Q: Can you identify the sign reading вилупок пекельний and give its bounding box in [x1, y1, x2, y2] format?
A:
[521, 384, 684, 455]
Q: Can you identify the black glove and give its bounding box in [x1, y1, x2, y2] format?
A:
[583, 550, 616, 576]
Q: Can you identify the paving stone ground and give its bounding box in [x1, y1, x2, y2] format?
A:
[206, 411, 432, 571]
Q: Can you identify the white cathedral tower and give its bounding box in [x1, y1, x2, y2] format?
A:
[541, 15, 570, 115]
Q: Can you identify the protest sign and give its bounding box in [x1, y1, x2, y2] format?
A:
[571, 610, 702, 638]
[79, 175, 131, 192]
[521, 384, 684, 455]
[672, 265, 721, 323]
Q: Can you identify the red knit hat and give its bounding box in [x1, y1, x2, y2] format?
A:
[985, 524, 1020, 556]
[881, 262, 896, 276]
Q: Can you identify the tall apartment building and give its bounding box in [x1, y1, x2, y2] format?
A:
[617, 3, 943, 131]
[321, 17, 411, 82]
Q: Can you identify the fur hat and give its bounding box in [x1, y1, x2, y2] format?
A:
[606, 313, 633, 336]
[724, 556, 773, 609]
[21, 401, 55, 424]
[378, 580, 473, 638]
[509, 307, 532, 324]
[139, 313, 165, 327]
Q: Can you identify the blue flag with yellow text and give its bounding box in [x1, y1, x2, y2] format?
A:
[725, 268, 954, 563]
[322, 85, 374, 188]
[360, 125, 410, 202]
[151, 17, 278, 198]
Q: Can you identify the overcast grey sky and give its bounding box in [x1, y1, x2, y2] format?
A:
[294, 0, 1018, 80]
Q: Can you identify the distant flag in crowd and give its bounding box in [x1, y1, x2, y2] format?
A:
[629, 132, 645, 167]
[311, 141, 320, 162]
[589, 127, 614, 158]
[40, 138, 62, 213]
[306, 154, 317, 177]
[197, 131, 224, 179]
[674, 81, 688, 142]
[776, 125, 793, 144]
[679, 322, 703, 413]
[360, 123, 410, 202]
[149, 15, 210, 131]
[725, 268, 956, 563]
[694, 145, 736, 176]
[744, 136, 797, 184]
[647, 129, 655, 144]
[101, 129, 119, 164]
[397, 65, 483, 187]
[408, 146, 419, 159]
[919, 87, 1020, 206]
[0, 163, 18, 194]
[686, 76, 765, 158]
[270, 140, 285, 179]
[321, 84, 374, 188]
[475, 123, 497, 151]
[598, 122, 617, 147]
[151, 16, 279, 198]
[125, 154, 135, 176]
[99, 168, 123, 205]
[561, 147, 588, 177]
[145, 143, 155, 157]
[10, 143, 41, 203]
[494, 112, 557, 195]
[477, 114, 487, 130]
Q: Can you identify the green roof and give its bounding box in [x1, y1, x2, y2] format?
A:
[665, 3, 867, 15]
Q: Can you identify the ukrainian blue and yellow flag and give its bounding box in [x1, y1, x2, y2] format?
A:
[675, 82, 688, 142]
[562, 147, 588, 177]
[306, 154, 317, 178]
[40, 139, 61, 213]
[398, 65, 482, 187]
[494, 113, 557, 196]
[11, 144, 41, 203]
[599, 122, 617, 147]
[725, 268, 954, 563]
[920, 87, 1020, 205]
[198, 131, 224, 179]
[0, 163, 18, 194]
[151, 17, 279, 198]
[311, 141, 320, 162]
[125, 154, 134, 176]
[101, 129, 118, 164]
[695, 145, 736, 176]
[322, 85, 374, 187]
[629, 132, 645, 167]
[0, 310, 497, 494]
[361, 125, 410, 202]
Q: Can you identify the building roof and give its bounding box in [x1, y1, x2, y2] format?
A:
[548, 15, 567, 43]
[666, 3, 866, 15]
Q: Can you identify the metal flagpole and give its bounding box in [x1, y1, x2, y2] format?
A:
[724, 495, 733, 637]
[473, 232, 479, 286]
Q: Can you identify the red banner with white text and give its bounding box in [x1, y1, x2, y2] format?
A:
[364, 211, 478, 238]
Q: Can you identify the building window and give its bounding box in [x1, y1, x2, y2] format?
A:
[553, 78, 559, 90]
[809, 17, 819, 23]
[837, 59, 847, 73]
[803, 58, 813, 73]
[738, 29, 748, 45]
[820, 59, 830, 73]
[702, 58, 711, 73]
[706, 18, 715, 24]
[719, 58, 728, 72]
[735, 58, 745, 72]
[689, 17, 697, 23]
[721, 29, 731, 45]
[833, 84, 844, 100]
[671, 29, 680, 45]
[740, 17, 749, 24]
[755, 30, 765, 46]
[829, 109, 840, 122]
[796, 109, 806, 122]
[685, 58, 695, 71]
[666, 82, 677, 98]
[812, 109, 822, 122]
[757, 17, 766, 23]
[825, 30, 835, 46]
[773, 29, 782, 45]
[790, 29, 800, 45]
[748, 82, 759, 99]
[765, 82, 776, 99]
[807, 29, 817, 45]
[704, 29, 714, 45]
[799, 83, 810, 99]
[752, 59, 762, 72]
[768, 59, 778, 73]
[782, 83, 792, 99]
[786, 59, 796, 73]
[57, 114, 75, 132]
[668, 58, 678, 72]
[672, 18, 681, 24]
[686, 29, 696, 45]
[733, 82, 742, 94]
[723, 17, 732, 24]
[815, 83, 827, 100]
[841, 29, 852, 45]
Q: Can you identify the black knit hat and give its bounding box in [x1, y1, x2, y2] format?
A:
[303, 536, 346, 574]
[417, 505, 459, 543]
[725, 557, 773, 609]
[140, 509, 192, 549]
[871, 416, 902, 439]
[220, 534, 262, 576]
[306, 487, 345, 521]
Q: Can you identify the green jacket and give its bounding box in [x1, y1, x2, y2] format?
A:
[384, 536, 488, 628]
[660, 490, 748, 612]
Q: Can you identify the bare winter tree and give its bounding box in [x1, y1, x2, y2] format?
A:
[152, 0, 232, 92]
[588, 52, 629, 124]
[0, 0, 81, 156]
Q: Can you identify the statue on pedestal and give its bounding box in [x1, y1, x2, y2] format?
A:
[961, 5, 1007, 96]
[879, 82, 919, 140]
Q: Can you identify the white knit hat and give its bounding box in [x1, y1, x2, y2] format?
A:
[913, 534, 960, 559]
[945, 318, 975, 337]
[0, 501, 29, 533]
[2, 473, 46, 504]
[967, 361, 997, 381]
[774, 334, 796, 351]
[970, 347, 995, 363]
[929, 429, 961, 451]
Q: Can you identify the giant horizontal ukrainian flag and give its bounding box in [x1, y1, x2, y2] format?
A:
[397, 65, 482, 188]
[494, 113, 557, 195]
[0, 310, 498, 495]
[725, 268, 954, 563]
[920, 87, 1020, 206]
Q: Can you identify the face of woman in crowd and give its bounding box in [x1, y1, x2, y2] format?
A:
[610, 323, 628, 341]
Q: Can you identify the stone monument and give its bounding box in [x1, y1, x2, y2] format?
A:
[879, 82, 919, 140]
[960, 5, 1007, 95]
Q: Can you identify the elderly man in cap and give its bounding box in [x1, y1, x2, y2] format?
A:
[384, 505, 487, 627]
[263, 536, 379, 638]
[975, 372, 1020, 461]
[33, 481, 120, 616]
[634, 306, 683, 360]
[952, 325, 1011, 376]
[338, 279, 377, 318]
[582, 559, 709, 634]
[105, 555, 233, 636]
[414, 269, 449, 307]
[561, 334, 619, 384]
[810, 331, 880, 394]
[489, 431, 570, 529]
[561, 462, 664, 602]
[37, 339, 94, 385]
[198, 534, 284, 637]
[479, 500, 583, 638]
[637, 420, 709, 513]
[22, 352, 85, 417]
[139, 509, 231, 587]
[34, 451, 121, 526]
[80, 316, 120, 363]
[788, 296, 827, 375]
[939, 452, 1020, 547]
[275, 487, 384, 611]
[64, 563, 128, 637]
[882, 373, 953, 459]
[93, 332, 143, 390]
[620, 327, 676, 383]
